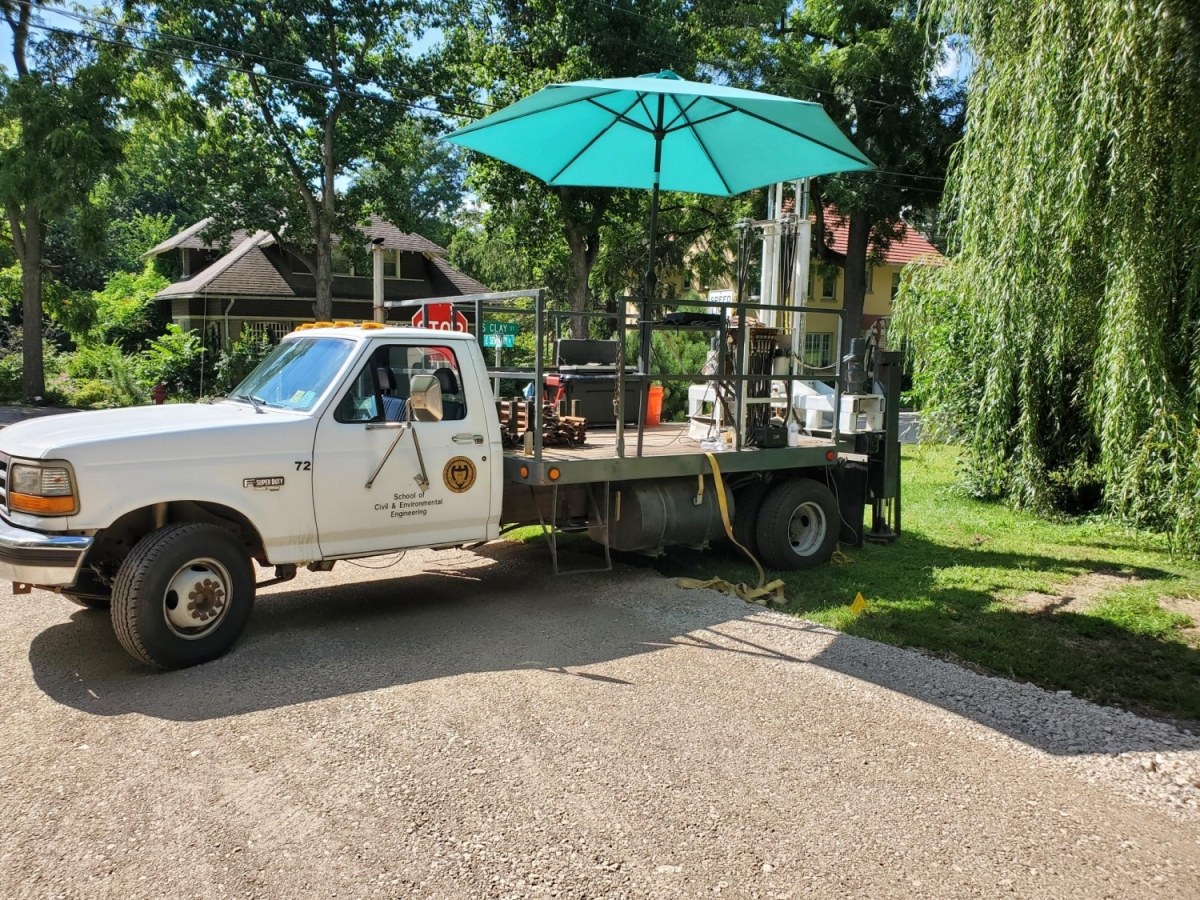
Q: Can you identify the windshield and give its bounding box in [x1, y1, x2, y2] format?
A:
[228, 337, 356, 411]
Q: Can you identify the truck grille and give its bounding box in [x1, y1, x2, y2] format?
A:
[0, 452, 8, 514]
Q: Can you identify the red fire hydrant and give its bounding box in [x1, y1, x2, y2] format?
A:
[152, 382, 167, 405]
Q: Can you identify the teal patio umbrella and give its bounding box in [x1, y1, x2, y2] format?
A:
[444, 70, 873, 445]
[444, 70, 873, 300]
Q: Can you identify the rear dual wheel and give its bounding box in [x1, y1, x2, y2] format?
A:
[111, 523, 256, 669]
[754, 478, 841, 571]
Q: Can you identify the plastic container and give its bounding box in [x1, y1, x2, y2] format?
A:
[646, 385, 664, 426]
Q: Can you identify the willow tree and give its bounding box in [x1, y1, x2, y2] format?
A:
[894, 0, 1200, 546]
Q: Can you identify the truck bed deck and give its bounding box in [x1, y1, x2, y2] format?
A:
[503, 423, 838, 485]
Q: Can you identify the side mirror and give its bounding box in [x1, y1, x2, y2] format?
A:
[408, 373, 443, 422]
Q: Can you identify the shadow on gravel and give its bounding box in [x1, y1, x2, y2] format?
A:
[640, 532, 1200, 722]
[27, 539, 1200, 756]
[27, 542, 743, 722]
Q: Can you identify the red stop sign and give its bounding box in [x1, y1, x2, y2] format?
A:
[411, 303, 469, 333]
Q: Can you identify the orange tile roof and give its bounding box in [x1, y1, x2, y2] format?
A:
[813, 209, 942, 266]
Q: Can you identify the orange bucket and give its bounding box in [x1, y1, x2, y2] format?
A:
[646, 385, 664, 426]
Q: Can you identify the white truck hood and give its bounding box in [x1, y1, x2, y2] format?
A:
[0, 403, 301, 460]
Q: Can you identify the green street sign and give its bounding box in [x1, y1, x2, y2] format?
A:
[483, 333, 515, 348]
[482, 321, 520, 336]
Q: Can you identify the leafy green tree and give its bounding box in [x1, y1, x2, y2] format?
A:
[147, 0, 431, 321]
[893, 0, 1200, 550]
[713, 0, 962, 356]
[91, 263, 170, 352]
[0, 2, 128, 398]
[349, 119, 466, 250]
[439, 0, 698, 337]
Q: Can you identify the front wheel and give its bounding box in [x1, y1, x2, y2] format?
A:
[755, 478, 841, 570]
[111, 523, 256, 669]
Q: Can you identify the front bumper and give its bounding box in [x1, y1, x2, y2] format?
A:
[0, 519, 92, 587]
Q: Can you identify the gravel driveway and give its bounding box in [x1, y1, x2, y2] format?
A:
[3, 541, 1199, 899]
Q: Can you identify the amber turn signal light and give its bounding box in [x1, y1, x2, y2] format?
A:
[9, 493, 75, 515]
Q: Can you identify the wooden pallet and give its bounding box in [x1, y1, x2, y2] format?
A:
[497, 399, 587, 447]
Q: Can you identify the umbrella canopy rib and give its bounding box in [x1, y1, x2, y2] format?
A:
[662, 96, 702, 132]
[637, 93, 661, 134]
[708, 98, 872, 167]
[450, 88, 614, 137]
[674, 99, 733, 195]
[664, 108, 736, 134]
[582, 97, 654, 134]
[553, 96, 648, 183]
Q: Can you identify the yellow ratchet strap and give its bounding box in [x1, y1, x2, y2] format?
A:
[675, 451, 787, 608]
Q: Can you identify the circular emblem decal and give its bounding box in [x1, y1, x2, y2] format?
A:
[443, 456, 477, 493]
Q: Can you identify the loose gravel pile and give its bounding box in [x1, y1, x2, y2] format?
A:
[1, 542, 1198, 899]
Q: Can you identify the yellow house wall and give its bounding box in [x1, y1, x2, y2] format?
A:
[662, 260, 906, 337]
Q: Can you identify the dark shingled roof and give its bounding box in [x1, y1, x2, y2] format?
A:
[158, 232, 295, 298]
[143, 217, 251, 258]
[354, 215, 447, 255]
[429, 256, 488, 295]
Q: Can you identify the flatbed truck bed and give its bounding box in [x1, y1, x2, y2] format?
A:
[502, 424, 839, 485]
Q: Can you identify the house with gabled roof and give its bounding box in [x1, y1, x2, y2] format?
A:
[143, 215, 488, 348]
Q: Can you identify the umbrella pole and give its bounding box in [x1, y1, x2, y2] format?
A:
[636, 97, 665, 458]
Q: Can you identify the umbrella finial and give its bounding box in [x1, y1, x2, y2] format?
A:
[639, 70, 682, 80]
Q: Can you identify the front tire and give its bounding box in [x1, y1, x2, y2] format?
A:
[755, 478, 841, 570]
[111, 523, 256, 669]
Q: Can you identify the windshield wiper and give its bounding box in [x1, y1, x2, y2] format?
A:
[235, 393, 267, 414]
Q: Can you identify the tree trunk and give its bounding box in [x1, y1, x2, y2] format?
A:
[313, 224, 335, 322]
[840, 212, 871, 359]
[564, 224, 600, 340]
[19, 208, 44, 400]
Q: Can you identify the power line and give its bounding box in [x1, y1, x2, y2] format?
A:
[22, 4, 947, 185]
[21, 1, 495, 117]
[24, 19, 483, 120]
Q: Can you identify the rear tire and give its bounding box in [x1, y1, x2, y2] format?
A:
[63, 593, 110, 611]
[732, 479, 771, 559]
[111, 523, 256, 669]
[755, 478, 841, 570]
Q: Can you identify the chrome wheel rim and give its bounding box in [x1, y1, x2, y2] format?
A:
[163, 558, 232, 640]
[787, 501, 827, 557]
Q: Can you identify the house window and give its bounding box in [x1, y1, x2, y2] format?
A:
[865, 267, 874, 293]
[804, 333, 833, 368]
[382, 250, 397, 278]
[398, 251, 424, 281]
[821, 273, 837, 301]
[891, 271, 902, 300]
[331, 250, 353, 276]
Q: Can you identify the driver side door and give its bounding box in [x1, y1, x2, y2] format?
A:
[311, 340, 492, 558]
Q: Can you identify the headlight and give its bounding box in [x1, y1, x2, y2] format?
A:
[8, 462, 78, 515]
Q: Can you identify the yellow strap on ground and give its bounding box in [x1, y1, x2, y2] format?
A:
[675, 452, 787, 609]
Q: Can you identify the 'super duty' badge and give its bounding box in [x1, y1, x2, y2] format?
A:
[442, 457, 476, 493]
[243, 476, 285, 490]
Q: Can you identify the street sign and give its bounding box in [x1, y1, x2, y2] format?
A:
[483, 334, 515, 348]
[482, 321, 520, 336]
[411, 303, 469, 333]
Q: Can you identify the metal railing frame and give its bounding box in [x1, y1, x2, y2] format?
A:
[385, 289, 848, 467]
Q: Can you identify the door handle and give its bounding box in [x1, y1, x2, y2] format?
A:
[453, 433, 485, 445]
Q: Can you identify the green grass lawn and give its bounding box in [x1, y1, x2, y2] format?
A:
[529, 445, 1200, 723]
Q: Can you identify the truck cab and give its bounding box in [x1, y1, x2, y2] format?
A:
[0, 324, 503, 669]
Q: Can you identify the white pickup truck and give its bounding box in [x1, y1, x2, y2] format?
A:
[0, 314, 900, 669]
